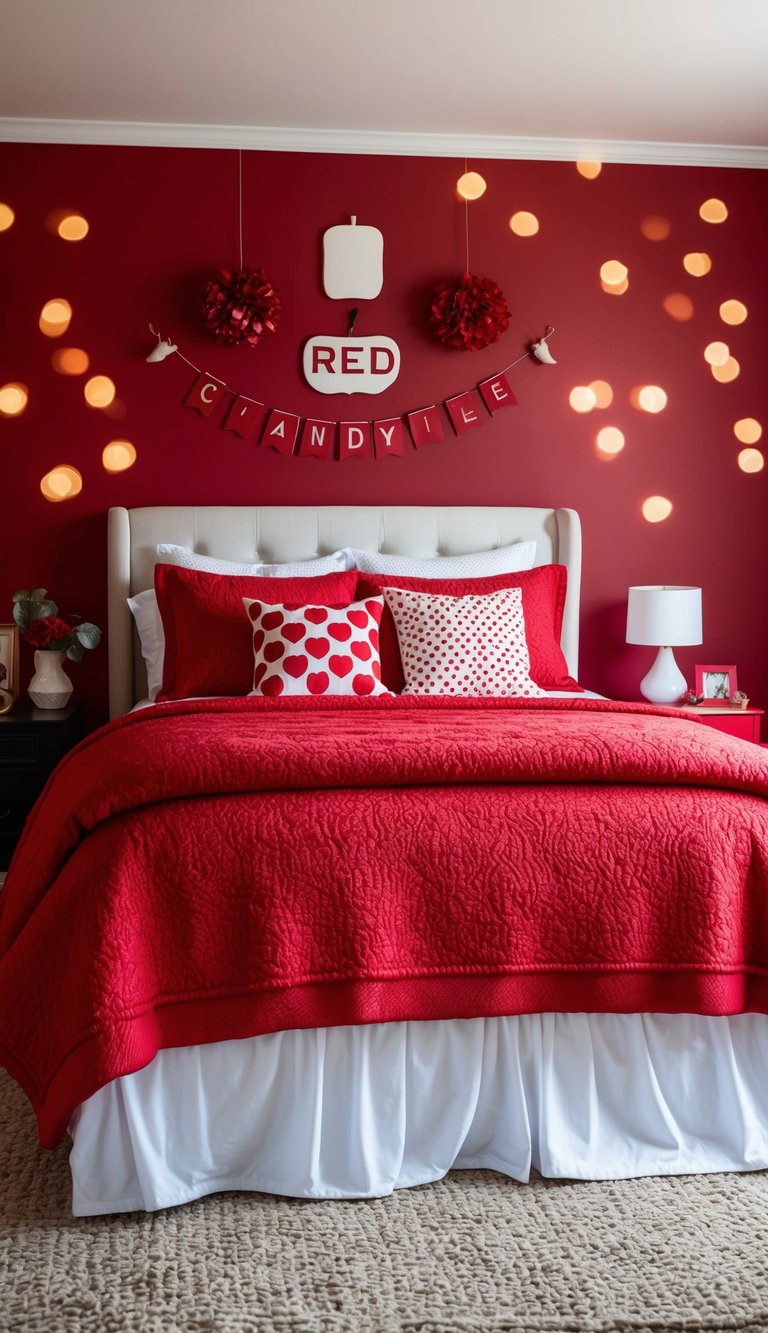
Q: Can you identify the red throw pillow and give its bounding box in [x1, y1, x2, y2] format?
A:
[155, 565, 359, 700]
[356, 566, 582, 693]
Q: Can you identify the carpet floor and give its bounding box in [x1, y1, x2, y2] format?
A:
[2, 1071, 768, 1332]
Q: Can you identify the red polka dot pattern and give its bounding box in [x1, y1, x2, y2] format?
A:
[382, 587, 547, 697]
[244, 597, 390, 697]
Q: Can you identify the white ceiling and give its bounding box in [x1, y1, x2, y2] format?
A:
[2, 0, 768, 166]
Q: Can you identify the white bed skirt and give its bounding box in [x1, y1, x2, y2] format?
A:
[69, 1013, 768, 1215]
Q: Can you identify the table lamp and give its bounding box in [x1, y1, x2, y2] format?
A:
[626, 585, 702, 704]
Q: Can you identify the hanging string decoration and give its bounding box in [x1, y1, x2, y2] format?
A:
[198, 149, 282, 348]
[199, 266, 283, 347]
[429, 162, 510, 351]
[430, 272, 510, 351]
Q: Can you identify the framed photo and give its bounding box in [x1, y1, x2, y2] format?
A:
[0, 623, 20, 715]
[695, 663, 738, 706]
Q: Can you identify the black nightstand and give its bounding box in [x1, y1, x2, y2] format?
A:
[0, 701, 85, 870]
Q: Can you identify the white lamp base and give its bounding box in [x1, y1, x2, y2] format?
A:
[639, 646, 687, 705]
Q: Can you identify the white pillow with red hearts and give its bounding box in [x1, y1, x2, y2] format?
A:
[243, 596, 391, 697]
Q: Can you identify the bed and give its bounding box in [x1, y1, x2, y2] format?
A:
[3, 503, 768, 1217]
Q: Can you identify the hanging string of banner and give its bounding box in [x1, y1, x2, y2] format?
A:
[146, 327, 556, 462]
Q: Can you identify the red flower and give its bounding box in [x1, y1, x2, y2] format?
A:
[430, 272, 510, 351]
[24, 616, 72, 649]
[199, 266, 283, 347]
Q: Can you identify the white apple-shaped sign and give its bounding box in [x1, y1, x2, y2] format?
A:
[303, 335, 400, 395]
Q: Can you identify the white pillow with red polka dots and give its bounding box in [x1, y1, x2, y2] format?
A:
[382, 586, 547, 697]
[243, 597, 390, 697]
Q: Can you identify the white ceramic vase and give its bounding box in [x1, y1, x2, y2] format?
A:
[28, 648, 73, 710]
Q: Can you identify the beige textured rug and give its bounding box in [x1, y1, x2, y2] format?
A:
[2, 1071, 768, 1332]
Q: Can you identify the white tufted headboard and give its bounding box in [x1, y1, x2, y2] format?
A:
[107, 505, 582, 718]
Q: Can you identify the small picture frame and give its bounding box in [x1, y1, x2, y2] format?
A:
[695, 663, 738, 706]
[0, 623, 20, 715]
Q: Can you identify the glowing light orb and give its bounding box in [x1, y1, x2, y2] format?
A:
[642, 496, 673, 523]
[588, 380, 613, 408]
[596, 427, 625, 456]
[641, 216, 671, 241]
[102, 440, 137, 473]
[40, 465, 83, 503]
[600, 260, 628, 286]
[509, 211, 539, 236]
[719, 299, 747, 325]
[704, 341, 730, 367]
[683, 253, 712, 277]
[0, 203, 14, 231]
[738, 448, 764, 473]
[0, 382, 28, 417]
[601, 277, 629, 295]
[576, 161, 602, 179]
[51, 347, 90, 376]
[569, 386, 597, 413]
[734, 418, 762, 444]
[39, 298, 73, 336]
[456, 172, 486, 201]
[662, 293, 694, 321]
[637, 385, 668, 413]
[699, 198, 728, 223]
[711, 357, 740, 383]
[57, 213, 89, 241]
[84, 375, 116, 408]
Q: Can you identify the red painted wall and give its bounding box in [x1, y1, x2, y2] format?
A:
[1, 143, 767, 724]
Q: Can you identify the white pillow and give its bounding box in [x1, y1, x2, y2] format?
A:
[350, 540, 536, 578]
[382, 586, 546, 697]
[156, 544, 352, 577]
[127, 589, 165, 701]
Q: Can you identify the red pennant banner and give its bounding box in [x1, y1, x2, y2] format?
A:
[339, 421, 372, 461]
[184, 372, 225, 417]
[407, 406, 445, 450]
[298, 418, 335, 460]
[478, 372, 517, 414]
[261, 409, 301, 455]
[223, 395, 264, 439]
[176, 356, 526, 460]
[373, 417, 405, 459]
[445, 389, 484, 436]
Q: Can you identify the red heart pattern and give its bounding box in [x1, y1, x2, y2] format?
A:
[244, 596, 389, 697]
[381, 586, 546, 697]
[282, 623, 306, 643]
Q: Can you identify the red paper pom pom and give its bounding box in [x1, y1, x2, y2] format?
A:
[199, 266, 283, 347]
[429, 272, 510, 351]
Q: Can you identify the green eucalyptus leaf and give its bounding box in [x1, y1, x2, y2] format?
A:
[30, 601, 58, 619]
[30, 588, 49, 603]
[12, 589, 31, 604]
[75, 622, 101, 649]
[66, 640, 85, 662]
[12, 604, 28, 630]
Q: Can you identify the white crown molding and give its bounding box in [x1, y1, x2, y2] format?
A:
[1, 118, 767, 169]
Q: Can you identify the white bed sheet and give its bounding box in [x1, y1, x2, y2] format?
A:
[69, 1013, 768, 1215]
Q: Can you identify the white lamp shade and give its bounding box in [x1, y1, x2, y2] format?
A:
[626, 585, 702, 647]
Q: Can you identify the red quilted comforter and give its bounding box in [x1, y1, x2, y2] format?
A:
[3, 695, 768, 1147]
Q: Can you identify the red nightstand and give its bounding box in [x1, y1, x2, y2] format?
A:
[677, 705, 763, 743]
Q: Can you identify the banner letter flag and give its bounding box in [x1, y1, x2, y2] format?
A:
[339, 421, 372, 461]
[478, 372, 518, 415]
[298, 418, 335, 460]
[373, 417, 405, 459]
[260, 408, 301, 455]
[223, 395, 265, 439]
[184, 372, 225, 417]
[445, 390, 484, 436]
[407, 406, 445, 450]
